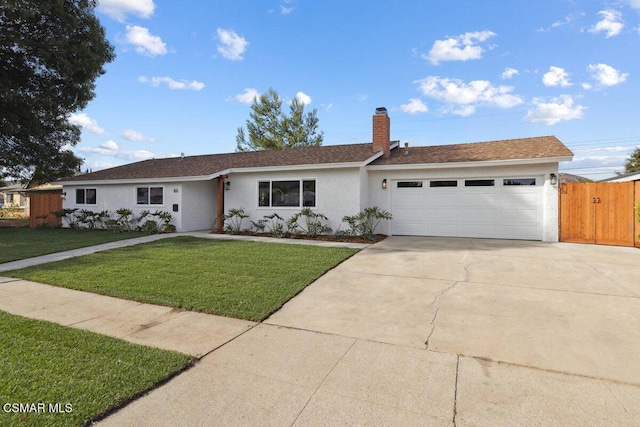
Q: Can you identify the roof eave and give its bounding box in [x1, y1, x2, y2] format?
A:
[366, 155, 573, 171]
[226, 160, 374, 174]
[57, 174, 217, 186]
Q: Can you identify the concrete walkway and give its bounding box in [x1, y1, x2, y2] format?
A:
[0, 231, 368, 272]
[2, 235, 640, 426]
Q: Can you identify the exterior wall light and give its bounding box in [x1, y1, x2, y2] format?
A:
[225, 181, 231, 191]
[382, 179, 387, 189]
[550, 173, 558, 186]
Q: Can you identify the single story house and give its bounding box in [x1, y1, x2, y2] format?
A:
[0, 182, 29, 214]
[599, 171, 640, 183]
[58, 108, 573, 242]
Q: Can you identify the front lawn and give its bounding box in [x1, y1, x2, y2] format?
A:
[0, 228, 150, 264]
[5, 237, 359, 321]
[0, 311, 191, 427]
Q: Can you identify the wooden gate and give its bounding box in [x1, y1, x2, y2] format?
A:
[559, 182, 638, 247]
[29, 192, 62, 228]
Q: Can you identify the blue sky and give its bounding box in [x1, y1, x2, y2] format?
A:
[71, 0, 639, 179]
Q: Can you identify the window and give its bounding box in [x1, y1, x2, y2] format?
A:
[75, 188, 97, 205]
[465, 179, 495, 187]
[397, 181, 423, 188]
[258, 180, 316, 207]
[137, 187, 163, 205]
[504, 178, 536, 186]
[430, 180, 457, 188]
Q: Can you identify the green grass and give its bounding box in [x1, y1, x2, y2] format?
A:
[0, 228, 149, 263]
[5, 237, 359, 321]
[0, 218, 29, 228]
[0, 311, 191, 427]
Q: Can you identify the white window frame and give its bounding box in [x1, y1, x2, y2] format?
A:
[136, 186, 165, 206]
[257, 179, 316, 208]
[75, 188, 97, 205]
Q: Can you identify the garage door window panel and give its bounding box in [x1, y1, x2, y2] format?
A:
[465, 179, 495, 187]
[504, 178, 536, 186]
[397, 181, 423, 188]
[430, 180, 457, 188]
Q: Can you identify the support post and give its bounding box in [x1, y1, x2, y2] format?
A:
[215, 176, 226, 233]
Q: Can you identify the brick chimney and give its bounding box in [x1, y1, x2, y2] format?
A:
[373, 107, 390, 158]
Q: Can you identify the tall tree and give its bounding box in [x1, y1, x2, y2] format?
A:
[0, 0, 115, 183]
[236, 88, 324, 152]
[623, 147, 640, 173]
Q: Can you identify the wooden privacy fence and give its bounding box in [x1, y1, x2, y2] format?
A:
[29, 192, 62, 228]
[559, 181, 640, 247]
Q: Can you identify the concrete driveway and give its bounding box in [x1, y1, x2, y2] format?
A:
[267, 237, 640, 424]
[102, 237, 640, 426]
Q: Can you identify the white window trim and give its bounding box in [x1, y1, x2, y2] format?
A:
[135, 186, 165, 206]
[75, 188, 97, 206]
[257, 179, 316, 209]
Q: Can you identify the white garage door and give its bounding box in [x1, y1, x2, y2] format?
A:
[391, 177, 543, 240]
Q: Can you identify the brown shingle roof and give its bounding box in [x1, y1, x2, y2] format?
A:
[370, 136, 573, 166]
[60, 136, 573, 183]
[61, 143, 378, 182]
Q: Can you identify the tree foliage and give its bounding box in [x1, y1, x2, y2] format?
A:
[0, 0, 115, 183]
[236, 88, 324, 152]
[623, 147, 640, 173]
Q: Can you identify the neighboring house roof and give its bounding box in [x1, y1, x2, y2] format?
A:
[0, 183, 26, 193]
[58, 135, 573, 184]
[559, 173, 592, 183]
[22, 183, 63, 193]
[599, 171, 640, 182]
[369, 136, 573, 167]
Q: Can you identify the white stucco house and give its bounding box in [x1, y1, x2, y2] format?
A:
[58, 108, 574, 242]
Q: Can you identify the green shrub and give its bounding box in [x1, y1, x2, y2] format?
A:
[223, 207, 249, 234]
[263, 213, 285, 237]
[287, 208, 332, 237]
[342, 206, 392, 241]
[51, 208, 175, 234]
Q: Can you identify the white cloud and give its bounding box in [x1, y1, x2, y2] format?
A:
[589, 10, 624, 38]
[79, 140, 155, 161]
[295, 91, 312, 105]
[542, 66, 572, 87]
[97, 0, 155, 21]
[68, 113, 105, 134]
[582, 82, 593, 90]
[424, 31, 496, 65]
[231, 88, 260, 104]
[525, 95, 586, 125]
[575, 145, 637, 153]
[587, 63, 628, 86]
[400, 98, 428, 114]
[121, 129, 154, 141]
[501, 67, 519, 80]
[216, 28, 248, 61]
[138, 76, 205, 91]
[125, 25, 167, 56]
[415, 76, 523, 113]
[625, 0, 640, 9]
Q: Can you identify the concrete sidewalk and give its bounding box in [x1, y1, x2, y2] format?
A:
[0, 277, 255, 357]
